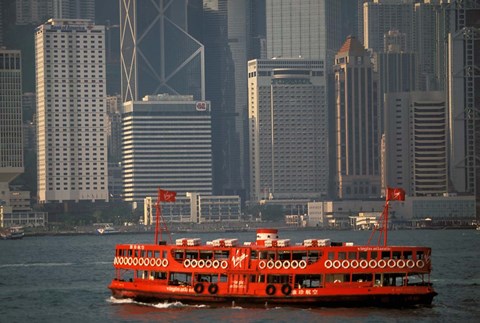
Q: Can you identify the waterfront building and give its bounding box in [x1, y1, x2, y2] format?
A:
[34, 19, 108, 203]
[247, 58, 328, 201]
[122, 94, 213, 203]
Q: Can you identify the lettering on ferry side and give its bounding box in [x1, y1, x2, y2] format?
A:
[231, 249, 249, 268]
[357, 246, 390, 252]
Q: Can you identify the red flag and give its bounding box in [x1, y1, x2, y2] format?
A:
[158, 189, 177, 202]
[386, 187, 405, 201]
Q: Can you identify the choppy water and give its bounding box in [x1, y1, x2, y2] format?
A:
[0, 229, 478, 322]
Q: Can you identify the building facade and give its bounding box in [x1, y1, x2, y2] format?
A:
[34, 19, 108, 203]
[248, 59, 328, 201]
[122, 94, 213, 203]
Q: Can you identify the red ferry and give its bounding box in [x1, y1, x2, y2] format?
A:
[108, 188, 437, 307]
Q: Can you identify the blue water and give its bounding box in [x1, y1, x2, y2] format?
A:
[0, 230, 478, 322]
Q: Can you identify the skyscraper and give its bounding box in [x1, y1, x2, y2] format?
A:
[119, 0, 204, 103]
[334, 36, 381, 199]
[0, 49, 24, 213]
[34, 19, 108, 203]
[248, 59, 328, 201]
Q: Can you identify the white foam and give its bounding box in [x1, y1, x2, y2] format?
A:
[107, 297, 207, 309]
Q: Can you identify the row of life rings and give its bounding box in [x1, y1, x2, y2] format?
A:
[194, 283, 219, 294]
[258, 259, 308, 270]
[324, 258, 426, 270]
[184, 259, 228, 270]
[114, 256, 169, 267]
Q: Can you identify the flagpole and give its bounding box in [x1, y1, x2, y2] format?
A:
[155, 188, 161, 245]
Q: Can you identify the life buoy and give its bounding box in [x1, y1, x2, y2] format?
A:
[155, 258, 162, 267]
[190, 259, 198, 268]
[138, 258, 144, 266]
[212, 260, 220, 268]
[266, 284, 276, 296]
[205, 260, 213, 268]
[350, 259, 359, 269]
[259, 260, 267, 269]
[275, 260, 283, 269]
[377, 259, 387, 269]
[360, 260, 368, 269]
[387, 259, 396, 268]
[221, 260, 228, 269]
[341, 260, 350, 269]
[334, 279, 341, 284]
[332, 260, 341, 269]
[208, 283, 219, 294]
[281, 284, 292, 295]
[148, 258, 154, 266]
[291, 260, 299, 269]
[113, 257, 117, 265]
[369, 259, 377, 268]
[283, 261, 291, 269]
[118, 257, 124, 265]
[299, 260, 307, 269]
[406, 259, 415, 269]
[324, 259, 333, 269]
[127, 257, 132, 266]
[198, 259, 205, 268]
[184, 259, 191, 268]
[194, 283, 204, 294]
[397, 259, 406, 268]
[162, 259, 169, 267]
[267, 260, 275, 269]
[416, 259, 425, 268]
[133, 258, 138, 266]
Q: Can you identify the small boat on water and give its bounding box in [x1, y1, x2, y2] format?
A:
[108, 188, 437, 307]
[0, 226, 25, 240]
[96, 224, 119, 235]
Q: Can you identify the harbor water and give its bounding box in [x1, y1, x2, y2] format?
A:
[0, 229, 478, 322]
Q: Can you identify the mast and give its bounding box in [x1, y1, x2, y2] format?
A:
[154, 188, 176, 244]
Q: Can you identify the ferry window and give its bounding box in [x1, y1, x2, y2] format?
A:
[295, 275, 322, 288]
[200, 251, 213, 259]
[382, 273, 404, 287]
[416, 251, 425, 260]
[169, 272, 192, 286]
[251, 250, 258, 260]
[267, 275, 289, 284]
[162, 251, 167, 258]
[404, 250, 413, 259]
[146, 250, 153, 258]
[352, 273, 372, 282]
[370, 251, 378, 260]
[196, 274, 215, 283]
[259, 251, 268, 259]
[136, 270, 149, 280]
[186, 250, 199, 259]
[328, 252, 334, 260]
[249, 275, 257, 283]
[214, 250, 229, 259]
[338, 252, 346, 260]
[154, 271, 167, 280]
[308, 251, 320, 262]
[153, 251, 159, 258]
[381, 251, 390, 259]
[220, 274, 228, 282]
[267, 251, 276, 260]
[359, 251, 367, 260]
[258, 275, 265, 283]
[278, 251, 290, 261]
[392, 251, 401, 259]
[348, 252, 357, 260]
[140, 250, 146, 257]
[326, 274, 349, 283]
[292, 251, 307, 260]
[174, 249, 185, 260]
[128, 249, 133, 257]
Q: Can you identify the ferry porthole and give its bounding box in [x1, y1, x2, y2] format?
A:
[324, 259, 333, 269]
[208, 283, 219, 294]
[341, 260, 350, 269]
[162, 259, 169, 267]
[267, 260, 275, 269]
[360, 260, 368, 269]
[127, 257, 133, 266]
[350, 260, 359, 269]
[291, 260, 299, 269]
[275, 260, 283, 269]
[184, 259, 191, 268]
[283, 261, 291, 269]
[198, 259, 205, 268]
[190, 259, 198, 268]
[369, 259, 377, 268]
[138, 258, 144, 266]
[212, 260, 220, 268]
[156, 258, 162, 267]
[387, 259, 396, 268]
[259, 260, 267, 269]
[266, 284, 276, 296]
[194, 283, 204, 294]
[377, 259, 387, 269]
[299, 260, 307, 269]
[221, 260, 228, 269]
[281, 284, 292, 295]
[397, 259, 406, 268]
[416, 259, 425, 268]
[205, 259, 213, 268]
[406, 259, 415, 269]
[332, 260, 341, 269]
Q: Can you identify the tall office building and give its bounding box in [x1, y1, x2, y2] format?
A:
[248, 59, 328, 201]
[334, 36, 381, 199]
[16, 0, 95, 25]
[384, 91, 447, 196]
[119, 0, 204, 103]
[122, 94, 213, 203]
[34, 19, 108, 203]
[0, 49, 24, 213]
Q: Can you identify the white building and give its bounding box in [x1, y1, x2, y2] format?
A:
[34, 19, 108, 203]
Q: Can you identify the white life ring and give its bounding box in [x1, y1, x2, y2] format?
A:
[140, 258, 146, 266]
[198, 259, 205, 268]
[205, 259, 213, 268]
[334, 279, 341, 284]
[360, 260, 368, 269]
[275, 260, 283, 269]
[299, 260, 307, 269]
[113, 257, 117, 265]
[387, 259, 396, 268]
[220, 260, 228, 269]
[190, 259, 198, 268]
[212, 260, 220, 268]
[369, 259, 377, 268]
[184, 259, 191, 268]
[341, 260, 350, 269]
[416, 259, 425, 268]
[350, 259, 359, 269]
[406, 259, 415, 269]
[283, 261, 291, 269]
[127, 257, 132, 266]
[291, 260, 299, 269]
[377, 259, 387, 269]
[332, 260, 341, 269]
[324, 259, 333, 269]
[259, 260, 267, 269]
[162, 258, 169, 267]
[133, 258, 139, 266]
[118, 257, 124, 265]
[397, 259, 406, 268]
[267, 260, 275, 269]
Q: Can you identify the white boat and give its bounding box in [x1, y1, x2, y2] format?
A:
[96, 225, 119, 235]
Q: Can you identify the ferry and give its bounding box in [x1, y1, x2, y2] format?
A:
[0, 226, 25, 240]
[108, 188, 437, 307]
